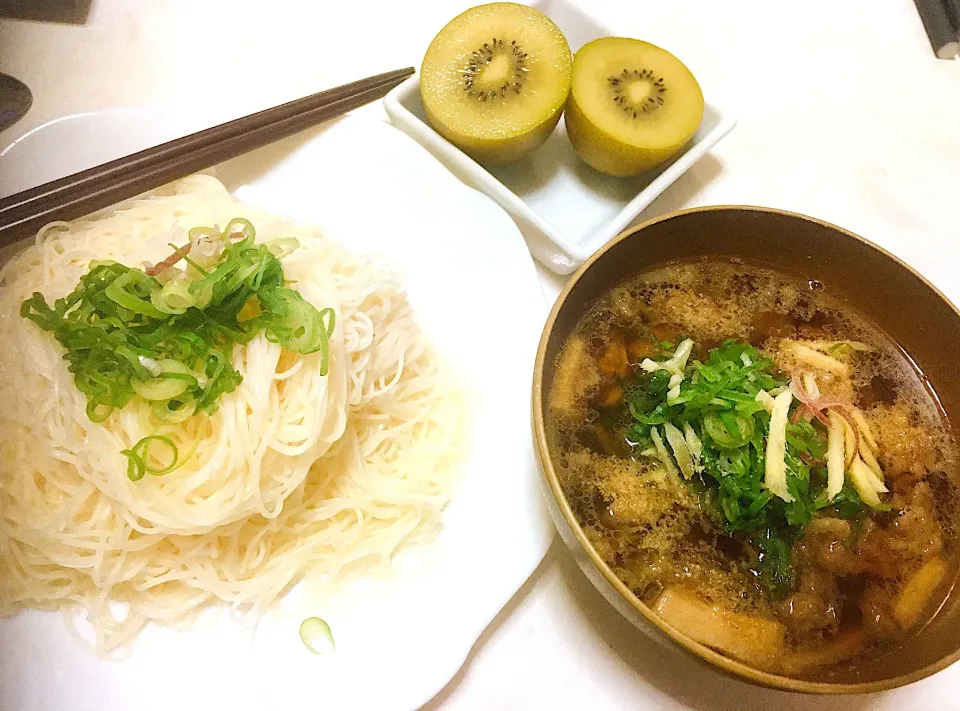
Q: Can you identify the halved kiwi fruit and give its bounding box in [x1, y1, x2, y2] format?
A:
[565, 37, 704, 177]
[420, 3, 572, 166]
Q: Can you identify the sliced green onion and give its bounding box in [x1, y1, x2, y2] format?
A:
[154, 396, 197, 423]
[21, 219, 332, 480]
[132, 376, 190, 401]
[703, 411, 755, 449]
[265, 237, 300, 259]
[299, 617, 335, 654]
[719, 410, 743, 439]
[116, 347, 151, 378]
[131, 360, 199, 402]
[142, 436, 178, 474]
[828, 342, 854, 357]
[86, 400, 112, 423]
[121, 435, 179, 481]
[153, 277, 196, 313]
[204, 349, 227, 383]
[319, 307, 336, 337]
[188, 226, 221, 241]
[168, 243, 208, 276]
[122, 448, 146, 481]
[623, 337, 877, 603]
[157, 359, 197, 378]
[224, 217, 256, 244]
[104, 271, 166, 318]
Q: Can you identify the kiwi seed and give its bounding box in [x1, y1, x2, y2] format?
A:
[462, 38, 528, 101]
[607, 69, 668, 118]
[462, 37, 528, 101]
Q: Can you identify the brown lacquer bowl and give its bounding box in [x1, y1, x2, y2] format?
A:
[532, 206, 960, 693]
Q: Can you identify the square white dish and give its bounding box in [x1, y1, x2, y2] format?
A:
[384, 0, 737, 275]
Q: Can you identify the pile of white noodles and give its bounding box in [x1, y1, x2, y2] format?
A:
[0, 175, 463, 654]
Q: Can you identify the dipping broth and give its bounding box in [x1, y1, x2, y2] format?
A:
[546, 258, 959, 678]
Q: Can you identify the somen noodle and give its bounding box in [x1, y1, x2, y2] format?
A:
[0, 175, 464, 654]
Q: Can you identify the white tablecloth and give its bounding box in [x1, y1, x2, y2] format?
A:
[2, 1, 959, 708]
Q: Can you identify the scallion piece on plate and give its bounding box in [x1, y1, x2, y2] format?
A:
[299, 617, 335, 654]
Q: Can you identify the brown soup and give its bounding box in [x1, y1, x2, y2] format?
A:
[547, 258, 959, 678]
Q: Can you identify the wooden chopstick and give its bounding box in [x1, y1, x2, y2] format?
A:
[914, 0, 960, 58]
[0, 67, 414, 247]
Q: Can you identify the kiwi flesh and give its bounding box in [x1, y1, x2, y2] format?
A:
[565, 37, 704, 177]
[420, 3, 572, 166]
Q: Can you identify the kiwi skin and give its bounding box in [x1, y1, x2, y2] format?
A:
[565, 92, 686, 177]
[423, 101, 564, 166]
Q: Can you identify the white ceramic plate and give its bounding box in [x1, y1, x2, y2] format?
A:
[0, 110, 554, 711]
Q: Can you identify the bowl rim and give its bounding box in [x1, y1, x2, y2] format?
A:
[532, 203, 960, 694]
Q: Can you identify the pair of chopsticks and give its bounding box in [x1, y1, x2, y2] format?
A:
[0, 67, 414, 249]
[914, 0, 960, 58]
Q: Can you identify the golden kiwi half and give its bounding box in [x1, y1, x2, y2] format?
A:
[565, 37, 704, 177]
[420, 3, 572, 166]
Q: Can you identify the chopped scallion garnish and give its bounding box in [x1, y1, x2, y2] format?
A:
[21, 219, 335, 481]
[121, 435, 179, 481]
[299, 617, 335, 654]
[625, 339, 873, 600]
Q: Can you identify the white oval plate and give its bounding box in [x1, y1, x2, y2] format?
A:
[0, 110, 554, 711]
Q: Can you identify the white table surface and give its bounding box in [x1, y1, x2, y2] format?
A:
[2, 1, 960, 708]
